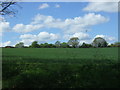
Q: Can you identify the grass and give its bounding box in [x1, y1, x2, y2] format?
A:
[2, 47, 120, 88]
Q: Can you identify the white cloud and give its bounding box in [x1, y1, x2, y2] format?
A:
[64, 32, 90, 40]
[83, 2, 118, 12]
[55, 4, 60, 8]
[39, 3, 49, 9]
[13, 24, 44, 33]
[0, 41, 11, 47]
[94, 35, 116, 42]
[13, 13, 109, 34]
[0, 21, 11, 32]
[20, 32, 60, 45]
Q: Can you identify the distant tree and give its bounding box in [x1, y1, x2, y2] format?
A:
[92, 37, 108, 47]
[30, 41, 40, 48]
[0, 0, 21, 16]
[68, 37, 79, 48]
[98, 43, 101, 47]
[108, 43, 114, 47]
[15, 42, 24, 48]
[48, 44, 56, 48]
[114, 42, 120, 47]
[80, 42, 92, 48]
[39, 43, 54, 48]
[55, 41, 61, 48]
[81, 42, 86, 48]
[103, 41, 108, 47]
[60, 42, 68, 48]
[43, 43, 49, 48]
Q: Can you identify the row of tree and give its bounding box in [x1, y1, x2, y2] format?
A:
[13, 37, 120, 48]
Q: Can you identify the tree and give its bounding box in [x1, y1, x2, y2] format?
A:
[0, 0, 21, 16]
[15, 42, 24, 48]
[92, 37, 108, 47]
[81, 42, 87, 48]
[114, 42, 120, 47]
[80, 42, 92, 48]
[30, 41, 40, 48]
[55, 41, 61, 48]
[68, 37, 79, 48]
[60, 42, 68, 48]
[103, 41, 108, 47]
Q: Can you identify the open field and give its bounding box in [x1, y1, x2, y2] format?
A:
[2, 48, 120, 88]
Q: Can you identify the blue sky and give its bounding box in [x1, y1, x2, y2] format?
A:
[0, 2, 118, 46]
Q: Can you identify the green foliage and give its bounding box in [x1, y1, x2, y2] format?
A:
[80, 42, 92, 48]
[40, 43, 56, 48]
[55, 41, 61, 48]
[15, 42, 24, 48]
[68, 37, 79, 48]
[30, 41, 40, 48]
[93, 37, 108, 47]
[60, 42, 69, 48]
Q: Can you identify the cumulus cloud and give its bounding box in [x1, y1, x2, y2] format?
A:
[94, 35, 116, 42]
[0, 41, 11, 47]
[19, 32, 60, 45]
[12, 13, 110, 44]
[83, 2, 118, 12]
[13, 24, 44, 33]
[77, 34, 116, 45]
[64, 32, 90, 40]
[38, 3, 49, 9]
[0, 21, 11, 33]
[0, 17, 11, 37]
[13, 13, 109, 34]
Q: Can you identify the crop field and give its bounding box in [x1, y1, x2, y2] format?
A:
[2, 48, 120, 88]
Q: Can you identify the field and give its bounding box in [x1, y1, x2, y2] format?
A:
[2, 48, 120, 88]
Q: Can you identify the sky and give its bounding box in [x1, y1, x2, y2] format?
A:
[0, 1, 118, 46]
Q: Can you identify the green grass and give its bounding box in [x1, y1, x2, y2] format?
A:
[2, 48, 120, 88]
[2, 48, 118, 60]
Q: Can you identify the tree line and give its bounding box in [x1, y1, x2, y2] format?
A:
[4, 37, 120, 48]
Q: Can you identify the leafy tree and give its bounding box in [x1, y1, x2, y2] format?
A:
[30, 41, 40, 48]
[80, 42, 92, 48]
[103, 41, 108, 47]
[48, 44, 56, 48]
[92, 37, 108, 47]
[43, 43, 49, 48]
[98, 43, 101, 47]
[15, 42, 24, 48]
[60, 42, 68, 48]
[68, 37, 79, 48]
[55, 41, 61, 48]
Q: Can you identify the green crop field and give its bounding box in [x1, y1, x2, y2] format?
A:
[2, 48, 120, 88]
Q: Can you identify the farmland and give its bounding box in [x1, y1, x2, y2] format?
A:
[2, 48, 120, 88]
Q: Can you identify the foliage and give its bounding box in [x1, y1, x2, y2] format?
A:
[80, 42, 92, 48]
[15, 42, 24, 48]
[30, 41, 40, 48]
[60, 42, 69, 48]
[55, 41, 61, 48]
[92, 37, 108, 47]
[2, 37, 120, 48]
[68, 37, 79, 48]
